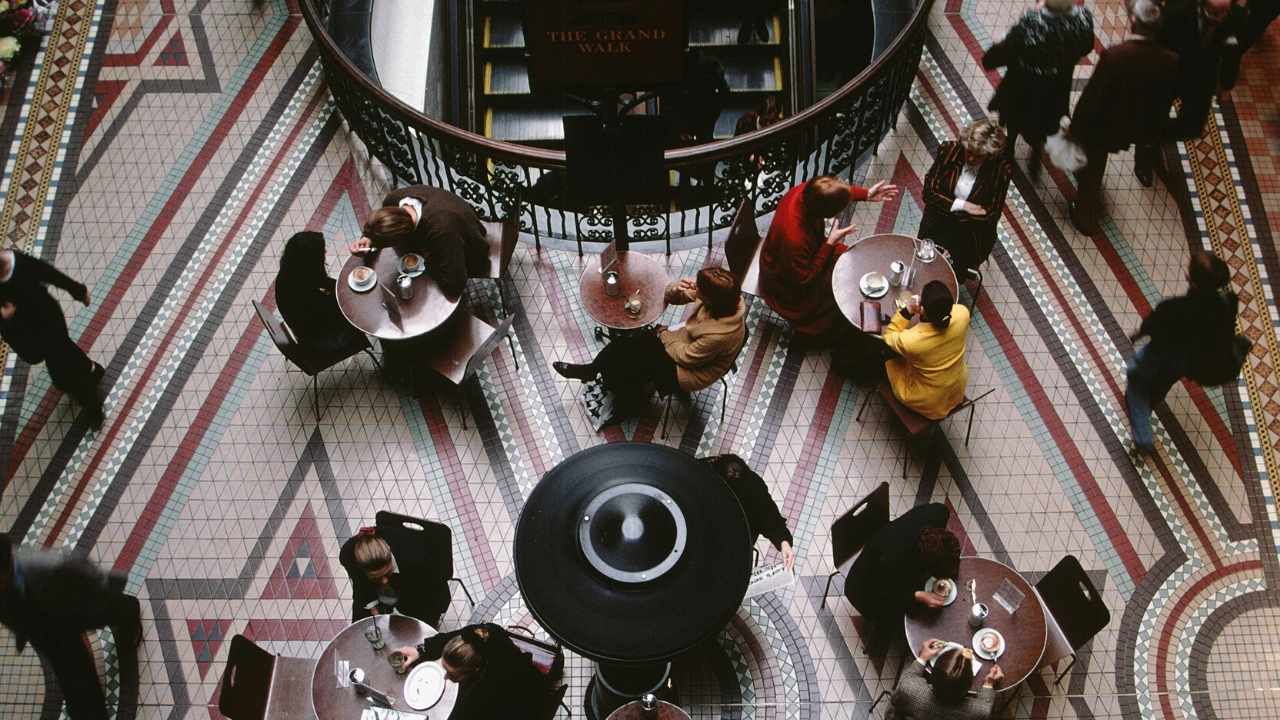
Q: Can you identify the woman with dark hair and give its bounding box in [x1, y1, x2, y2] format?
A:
[844, 503, 960, 632]
[275, 231, 366, 353]
[887, 640, 1003, 719]
[881, 280, 971, 420]
[918, 119, 1012, 278]
[759, 175, 899, 338]
[553, 268, 747, 418]
[393, 623, 552, 720]
[702, 453, 796, 569]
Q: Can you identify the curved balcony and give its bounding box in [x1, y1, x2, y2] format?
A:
[300, 0, 933, 249]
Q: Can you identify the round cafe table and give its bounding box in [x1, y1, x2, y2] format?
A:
[579, 252, 670, 332]
[903, 557, 1046, 692]
[336, 249, 461, 341]
[831, 234, 958, 331]
[311, 615, 459, 719]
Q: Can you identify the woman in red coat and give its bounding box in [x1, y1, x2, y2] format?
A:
[759, 176, 898, 338]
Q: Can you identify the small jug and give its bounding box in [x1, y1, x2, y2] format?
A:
[968, 602, 989, 629]
[603, 270, 621, 297]
[396, 273, 413, 300]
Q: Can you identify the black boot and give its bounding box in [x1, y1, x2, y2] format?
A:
[552, 361, 598, 382]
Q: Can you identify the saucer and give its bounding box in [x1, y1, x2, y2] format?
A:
[971, 628, 1006, 661]
[348, 267, 377, 292]
[860, 271, 889, 299]
[925, 576, 958, 606]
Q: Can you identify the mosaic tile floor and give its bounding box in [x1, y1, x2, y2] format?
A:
[0, 0, 1278, 718]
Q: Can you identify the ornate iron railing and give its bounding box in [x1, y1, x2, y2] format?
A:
[300, 0, 933, 248]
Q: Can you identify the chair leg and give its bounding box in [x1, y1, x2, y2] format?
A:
[496, 278, 507, 318]
[856, 388, 873, 422]
[995, 682, 1023, 715]
[752, 546, 760, 567]
[902, 436, 909, 480]
[966, 401, 977, 447]
[1053, 655, 1077, 686]
[660, 394, 673, 439]
[449, 577, 476, 608]
[869, 689, 892, 715]
[720, 377, 728, 425]
[507, 334, 519, 369]
[312, 375, 321, 421]
[821, 570, 841, 607]
[363, 348, 383, 370]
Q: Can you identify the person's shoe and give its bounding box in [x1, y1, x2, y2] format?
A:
[1130, 442, 1157, 461]
[91, 362, 105, 384]
[86, 405, 105, 431]
[552, 361, 597, 382]
[1068, 200, 1099, 235]
[1134, 165, 1154, 188]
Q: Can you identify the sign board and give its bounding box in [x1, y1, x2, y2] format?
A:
[525, 0, 687, 91]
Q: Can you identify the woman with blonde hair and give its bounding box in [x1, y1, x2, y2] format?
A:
[917, 119, 1012, 278]
[337, 527, 452, 626]
[983, 0, 1095, 179]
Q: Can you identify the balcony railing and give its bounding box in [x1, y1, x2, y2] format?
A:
[300, 0, 933, 250]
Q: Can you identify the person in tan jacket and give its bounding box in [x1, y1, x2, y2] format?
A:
[880, 280, 970, 420]
[554, 267, 747, 419]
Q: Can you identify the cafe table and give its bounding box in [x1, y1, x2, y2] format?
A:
[831, 233, 958, 331]
[579, 252, 670, 335]
[311, 615, 459, 720]
[336, 248, 461, 341]
[903, 556, 1046, 692]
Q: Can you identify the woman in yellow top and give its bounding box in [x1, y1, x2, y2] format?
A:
[882, 281, 970, 420]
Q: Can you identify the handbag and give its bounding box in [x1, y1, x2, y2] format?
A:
[1045, 115, 1087, 173]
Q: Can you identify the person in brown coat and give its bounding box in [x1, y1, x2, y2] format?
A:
[1068, 0, 1178, 234]
[553, 267, 747, 419]
[348, 185, 489, 299]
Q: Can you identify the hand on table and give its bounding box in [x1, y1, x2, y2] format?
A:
[919, 638, 947, 662]
[0, 301, 14, 320]
[780, 541, 796, 571]
[983, 664, 1005, 688]
[349, 236, 373, 255]
[914, 590, 946, 609]
[866, 180, 900, 203]
[826, 223, 858, 246]
[392, 646, 419, 666]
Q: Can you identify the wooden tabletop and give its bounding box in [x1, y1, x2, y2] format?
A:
[579, 252, 670, 330]
[336, 249, 461, 341]
[903, 557, 1046, 693]
[311, 615, 458, 719]
[831, 234, 958, 331]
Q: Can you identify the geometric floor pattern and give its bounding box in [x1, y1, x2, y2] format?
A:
[0, 0, 1278, 718]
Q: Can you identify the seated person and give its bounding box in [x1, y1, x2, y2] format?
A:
[758, 175, 898, 339]
[553, 268, 747, 418]
[394, 623, 552, 720]
[881, 281, 971, 420]
[887, 639, 1002, 720]
[843, 503, 959, 631]
[348, 185, 489, 299]
[338, 528, 451, 627]
[702, 453, 796, 570]
[918, 119, 1011, 278]
[275, 231, 366, 353]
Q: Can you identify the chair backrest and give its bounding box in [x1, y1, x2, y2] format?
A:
[731, 328, 752, 373]
[463, 313, 516, 382]
[830, 482, 890, 570]
[1036, 555, 1110, 652]
[375, 511, 455, 584]
[499, 206, 521, 274]
[508, 627, 564, 681]
[723, 195, 762, 277]
[251, 300, 304, 370]
[219, 635, 275, 720]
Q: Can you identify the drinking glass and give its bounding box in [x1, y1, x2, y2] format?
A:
[364, 621, 385, 650]
[389, 651, 408, 675]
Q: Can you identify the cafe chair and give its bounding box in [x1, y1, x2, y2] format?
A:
[251, 300, 379, 421]
[375, 511, 476, 617]
[219, 634, 317, 720]
[1036, 554, 1111, 686]
[421, 311, 518, 430]
[477, 205, 521, 317]
[820, 481, 889, 608]
[507, 625, 571, 718]
[722, 195, 764, 297]
[658, 329, 751, 439]
[855, 384, 996, 479]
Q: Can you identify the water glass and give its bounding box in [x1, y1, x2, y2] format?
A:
[364, 621, 385, 650]
[389, 651, 408, 675]
[917, 239, 936, 263]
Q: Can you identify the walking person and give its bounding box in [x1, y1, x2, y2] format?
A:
[983, 0, 1095, 180]
[1125, 251, 1242, 456]
[0, 534, 143, 720]
[0, 248, 105, 428]
[1068, 0, 1178, 233]
[1159, 0, 1249, 140]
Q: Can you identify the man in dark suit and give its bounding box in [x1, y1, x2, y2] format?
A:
[0, 534, 142, 720]
[1158, 0, 1249, 140]
[348, 185, 489, 299]
[1069, 0, 1178, 234]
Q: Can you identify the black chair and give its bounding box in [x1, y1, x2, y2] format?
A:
[219, 635, 316, 720]
[375, 512, 475, 616]
[722, 195, 764, 297]
[659, 328, 751, 439]
[1036, 555, 1110, 685]
[508, 625, 571, 718]
[251, 300, 378, 421]
[476, 205, 521, 317]
[422, 312, 518, 430]
[855, 384, 996, 479]
[820, 482, 890, 607]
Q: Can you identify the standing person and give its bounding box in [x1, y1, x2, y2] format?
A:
[1159, 0, 1249, 140]
[983, 0, 1095, 179]
[0, 534, 143, 720]
[338, 527, 452, 627]
[1126, 251, 1239, 455]
[275, 231, 367, 353]
[759, 176, 899, 339]
[393, 623, 552, 720]
[1236, 0, 1279, 55]
[0, 248, 105, 428]
[887, 640, 1003, 720]
[1068, 0, 1178, 233]
[348, 185, 489, 300]
[702, 454, 797, 570]
[917, 119, 1012, 279]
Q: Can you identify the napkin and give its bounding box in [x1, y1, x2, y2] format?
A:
[361, 708, 426, 720]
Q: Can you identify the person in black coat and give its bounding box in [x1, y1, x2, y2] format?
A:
[0, 249, 105, 427]
[843, 503, 960, 632]
[338, 527, 452, 628]
[348, 185, 490, 300]
[1158, 0, 1249, 140]
[394, 623, 552, 720]
[703, 453, 796, 569]
[0, 534, 142, 720]
[275, 231, 367, 353]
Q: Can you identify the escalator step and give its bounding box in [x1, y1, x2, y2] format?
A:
[486, 107, 587, 141]
[485, 61, 530, 95]
[689, 15, 781, 46]
[722, 56, 784, 93]
[485, 14, 525, 48]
